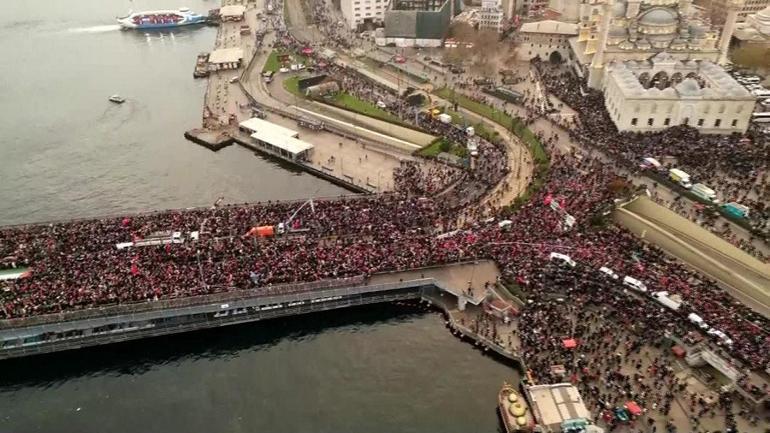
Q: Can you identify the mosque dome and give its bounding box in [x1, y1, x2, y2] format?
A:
[640, 8, 677, 26]
[609, 25, 628, 37]
[612, 1, 627, 19]
[675, 78, 702, 96]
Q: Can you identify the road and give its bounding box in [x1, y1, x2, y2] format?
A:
[616, 196, 770, 318]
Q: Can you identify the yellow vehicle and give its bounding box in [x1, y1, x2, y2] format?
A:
[425, 106, 441, 119]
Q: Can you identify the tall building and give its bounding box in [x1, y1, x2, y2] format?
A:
[340, 0, 391, 30]
[479, 0, 505, 32]
[376, 0, 462, 47]
[566, 0, 744, 89]
[709, 0, 769, 22]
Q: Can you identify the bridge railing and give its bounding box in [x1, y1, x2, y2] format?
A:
[0, 276, 366, 330]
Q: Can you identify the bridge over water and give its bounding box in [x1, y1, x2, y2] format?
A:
[0, 262, 500, 360]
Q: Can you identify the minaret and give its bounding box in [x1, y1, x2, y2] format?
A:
[588, 0, 615, 89]
[718, 0, 745, 64]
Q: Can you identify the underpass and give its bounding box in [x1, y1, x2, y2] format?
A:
[614, 196, 770, 318]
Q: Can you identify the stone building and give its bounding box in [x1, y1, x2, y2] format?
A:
[516, 20, 579, 61]
[710, 0, 769, 23]
[733, 5, 770, 45]
[603, 52, 755, 133]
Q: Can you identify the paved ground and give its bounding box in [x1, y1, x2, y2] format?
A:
[369, 260, 501, 305]
[616, 196, 770, 317]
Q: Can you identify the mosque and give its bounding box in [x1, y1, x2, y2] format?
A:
[534, 0, 756, 133]
[565, 0, 746, 88]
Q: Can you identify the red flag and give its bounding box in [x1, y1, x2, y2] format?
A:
[122, 217, 131, 227]
[130, 263, 139, 276]
[543, 193, 553, 206]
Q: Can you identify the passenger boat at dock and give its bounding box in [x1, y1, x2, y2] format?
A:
[117, 8, 206, 30]
[498, 382, 534, 433]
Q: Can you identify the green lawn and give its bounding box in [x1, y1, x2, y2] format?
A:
[262, 50, 283, 74]
[283, 75, 302, 97]
[330, 93, 402, 124]
[418, 137, 467, 158]
[434, 86, 551, 213]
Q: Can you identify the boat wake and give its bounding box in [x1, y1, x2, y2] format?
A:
[67, 24, 122, 34]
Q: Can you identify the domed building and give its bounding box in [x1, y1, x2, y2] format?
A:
[733, 5, 770, 45]
[603, 52, 756, 134]
[566, 0, 743, 88]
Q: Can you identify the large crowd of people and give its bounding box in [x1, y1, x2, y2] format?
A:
[531, 61, 770, 242]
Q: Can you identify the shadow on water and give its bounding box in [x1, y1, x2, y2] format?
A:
[0, 302, 431, 391]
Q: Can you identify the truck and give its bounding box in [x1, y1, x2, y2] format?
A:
[690, 183, 718, 203]
[668, 168, 692, 189]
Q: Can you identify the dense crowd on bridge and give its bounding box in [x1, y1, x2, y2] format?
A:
[2, 145, 768, 378]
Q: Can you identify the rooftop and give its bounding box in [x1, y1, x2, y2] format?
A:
[239, 117, 300, 138]
[606, 54, 752, 100]
[527, 383, 592, 431]
[519, 20, 578, 35]
[219, 5, 246, 17]
[208, 47, 244, 64]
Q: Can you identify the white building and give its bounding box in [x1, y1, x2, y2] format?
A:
[604, 52, 755, 134]
[516, 19, 578, 61]
[479, 0, 505, 32]
[711, 0, 769, 22]
[340, 0, 391, 30]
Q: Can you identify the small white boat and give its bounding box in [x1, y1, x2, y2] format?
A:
[109, 95, 126, 104]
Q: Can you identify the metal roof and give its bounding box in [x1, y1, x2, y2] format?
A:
[239, 117, 299, 138]
[208, 48, 244, 64]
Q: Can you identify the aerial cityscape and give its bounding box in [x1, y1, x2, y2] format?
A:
[1, 0, 769, 431]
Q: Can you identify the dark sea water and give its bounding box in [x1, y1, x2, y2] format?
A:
[0, 2, 517, 431]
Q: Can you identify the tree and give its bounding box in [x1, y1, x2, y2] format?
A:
[730, 44, 770, 69]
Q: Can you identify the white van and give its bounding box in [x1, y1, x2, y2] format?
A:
[622, 276, 647, 293]
[687, 313, 710, 330]
[669, 168, 692, 189]
[598, 266, 619, 280]
[690, 183, 718, 203]
[639, 157, 663, 171]
[752, 89, 770, 98]
[549, 252, 576, 268]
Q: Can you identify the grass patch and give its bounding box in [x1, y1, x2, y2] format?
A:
[418, 137, 468, 158]
[263, 50, 283, 74]
[434, 86, 551, 213]
[263, 50, 310, 74]
[283, 75, 302, 97]
[328, 92, 402, 124]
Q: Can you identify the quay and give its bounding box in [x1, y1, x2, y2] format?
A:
[184, 0, 436, 195]
[0, 261, 500, 360]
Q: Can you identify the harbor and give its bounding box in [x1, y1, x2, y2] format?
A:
[184, 0, 438, 194]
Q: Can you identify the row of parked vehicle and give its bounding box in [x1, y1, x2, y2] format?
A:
[547, 252, 735, 346]
[639, 157, 751, 219]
